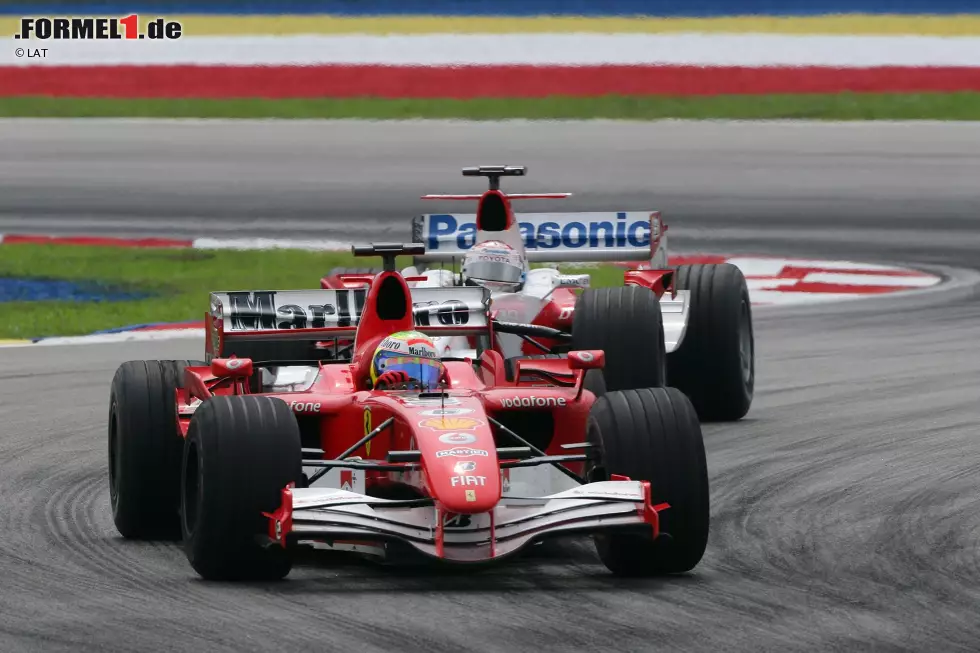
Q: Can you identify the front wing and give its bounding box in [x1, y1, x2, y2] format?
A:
[263, 480, 669, 563]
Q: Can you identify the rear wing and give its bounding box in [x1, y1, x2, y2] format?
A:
[207, 286, 489, 361]
[411, 212, 667, 266]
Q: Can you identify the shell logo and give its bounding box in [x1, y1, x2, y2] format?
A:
[418, 416, 485, 431]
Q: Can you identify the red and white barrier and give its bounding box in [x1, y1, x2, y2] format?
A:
[3, 32, 979, 97]
[662, 254, 941, 307]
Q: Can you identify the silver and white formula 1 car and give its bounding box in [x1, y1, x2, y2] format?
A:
[321, 166, 754, 422]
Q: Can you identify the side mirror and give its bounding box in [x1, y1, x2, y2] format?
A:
[211, 357, 253, 378]
[568, 350, 604, 370]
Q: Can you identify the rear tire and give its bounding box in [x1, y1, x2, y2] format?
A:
[108, 359, 206, 540]
[181, 395, 302, 581]
[571, 286, 665, 391]
[586, 387, 709, 576]
[666, 263, 754, 421]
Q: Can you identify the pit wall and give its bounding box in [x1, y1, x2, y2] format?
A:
[2, 2, 979, 97]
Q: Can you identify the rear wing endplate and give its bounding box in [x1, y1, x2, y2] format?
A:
[411, 212, 666, 265]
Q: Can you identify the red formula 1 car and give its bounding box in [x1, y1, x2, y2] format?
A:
[107, 244, 709, 581]
[322, 166, 754, 422]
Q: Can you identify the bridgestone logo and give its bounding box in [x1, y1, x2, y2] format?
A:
[500, 396, 567, 408]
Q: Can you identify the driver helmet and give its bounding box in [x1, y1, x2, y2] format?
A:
[460, 240, 526, 293]
[369, 330, 445, 391]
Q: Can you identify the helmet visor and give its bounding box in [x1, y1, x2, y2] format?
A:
[374, 352, 443, 390]
[464, 260, 523, 283]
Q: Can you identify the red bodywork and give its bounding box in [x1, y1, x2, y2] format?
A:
[178, 353, 595, 514]
[177, 262, 665, 558]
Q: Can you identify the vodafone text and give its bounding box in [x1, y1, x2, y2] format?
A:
[290, 401, 321, 412]
[500, 396, 567, 408]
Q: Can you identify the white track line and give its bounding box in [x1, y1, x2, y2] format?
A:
[192, 237, 353, 251]
[30, 329, 203, 346]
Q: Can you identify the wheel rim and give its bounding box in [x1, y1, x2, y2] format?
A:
[108, 404, 120, 510]
[584, 416, 607, 483]
[659, 323, 667, 384]
[739, 300, 753, 384]
[182, 440, 200, 537]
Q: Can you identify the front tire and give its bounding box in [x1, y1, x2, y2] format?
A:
[586, 387, 709, 576]
[181, 396, 302, 581]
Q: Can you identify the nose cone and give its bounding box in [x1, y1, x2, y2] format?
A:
[430, 445, 501, 513]
[415, 413, 501, 514]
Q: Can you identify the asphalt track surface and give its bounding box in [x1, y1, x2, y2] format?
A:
[1, 120, 980, 652]
[2, 119, 980, 265]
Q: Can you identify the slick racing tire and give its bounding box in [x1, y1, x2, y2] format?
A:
[586, 387, 709, 576]
[571, 286, 666, 391]
[108, 359, 206, 540]
[666, 263, 754, 421]
[584, 368, 607, 399]
[181, 395, 302, 581]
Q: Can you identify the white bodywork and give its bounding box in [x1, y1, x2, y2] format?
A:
[396, 264, 691, 358]
[404, 209, 691, 357]
[279, 480, 662, 562]
[661, 290, 691, 353]
[397, 265, 590, 359]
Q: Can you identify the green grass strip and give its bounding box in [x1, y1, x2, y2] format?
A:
[2, 93, 980, 120]
[0, 243, 626, 339]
